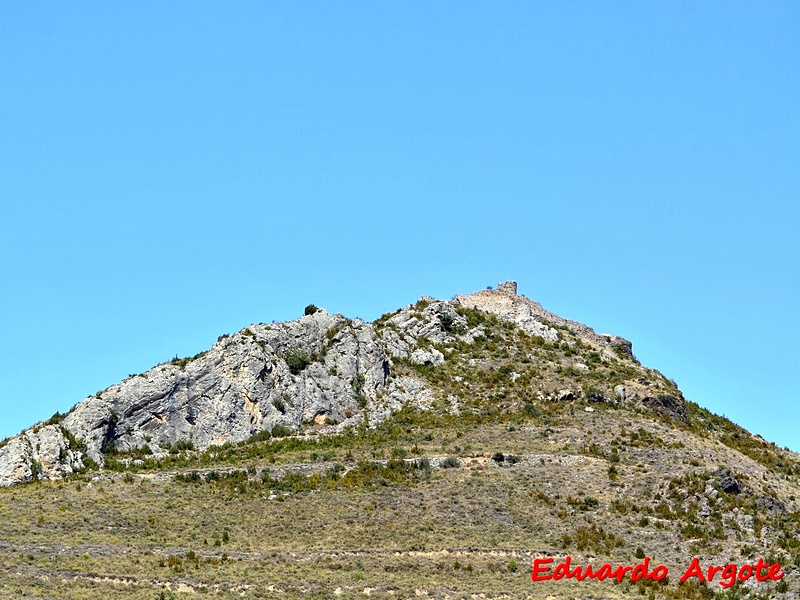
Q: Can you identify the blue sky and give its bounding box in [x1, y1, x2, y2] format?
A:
[1, 3, 798, 451]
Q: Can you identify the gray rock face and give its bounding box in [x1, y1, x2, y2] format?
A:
[0, 283, 666, 486]
[454, 285, 560, 342]
[558, 390, 576, 402]
[378, 301, 474, 360]
[410, 348, 445, 366]
[0, 425, 84, 485]
[454, 281, 637, 358]
[1, 309, 399, 486]
[641, 394, 688, 424]
[730, 507, 755, 532]
[757, 494, 787, 515]
[717, 468, 742, 495]
[601, 335, 634, 358]
[90, 310, 393, 454]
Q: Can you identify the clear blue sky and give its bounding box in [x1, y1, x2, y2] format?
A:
[1, 3, 798, 451]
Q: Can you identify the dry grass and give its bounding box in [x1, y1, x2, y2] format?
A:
[2, 412, 798, 599]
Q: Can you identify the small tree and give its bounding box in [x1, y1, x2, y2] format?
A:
[304, 304, 319, 316]
[285, 350, 313, 374]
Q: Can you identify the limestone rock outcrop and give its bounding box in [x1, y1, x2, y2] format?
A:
[0, 281, 675, 486]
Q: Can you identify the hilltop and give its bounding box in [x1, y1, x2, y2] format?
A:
[0, 282, 797, 599]
[0, 281, 663, 486]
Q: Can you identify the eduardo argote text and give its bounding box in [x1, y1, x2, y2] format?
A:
[532, 555, 784, 589]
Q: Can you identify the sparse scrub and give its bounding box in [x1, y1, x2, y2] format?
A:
[562, 522, 625, 554]
[284, 349, 314, 374]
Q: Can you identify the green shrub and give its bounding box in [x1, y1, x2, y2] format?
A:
[285, 350, 313, 374]
[563, 522, 624, 554]
[271, 424, 293, 438]
[167, 555, 184, 572]
[351, 373, 366, 392]
[174, 471, 203, 483]
[43, 412, 65, 426]
[30, 460, 43, 481]
[247, 430, 272, 443]
[438, 312, 465, 333]
[439, 312, 455, 331]
[414, 299, 430, 310]
[568, 496, 599, 511]
[304, 304, 320, 315]
[170, 350, 207, 370]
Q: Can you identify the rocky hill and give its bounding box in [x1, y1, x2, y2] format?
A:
[0, 282, 797, 599]
[0, 281, 666, 486]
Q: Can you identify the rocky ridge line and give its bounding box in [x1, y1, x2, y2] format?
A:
[0, 281, 660, 486]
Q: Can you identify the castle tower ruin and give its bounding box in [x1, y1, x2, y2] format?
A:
[497, 281, 517, 295]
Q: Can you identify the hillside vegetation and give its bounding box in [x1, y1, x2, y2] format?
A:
[0, 283, 797, 599]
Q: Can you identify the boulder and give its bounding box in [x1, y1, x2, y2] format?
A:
[716, 469, 741, 495]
